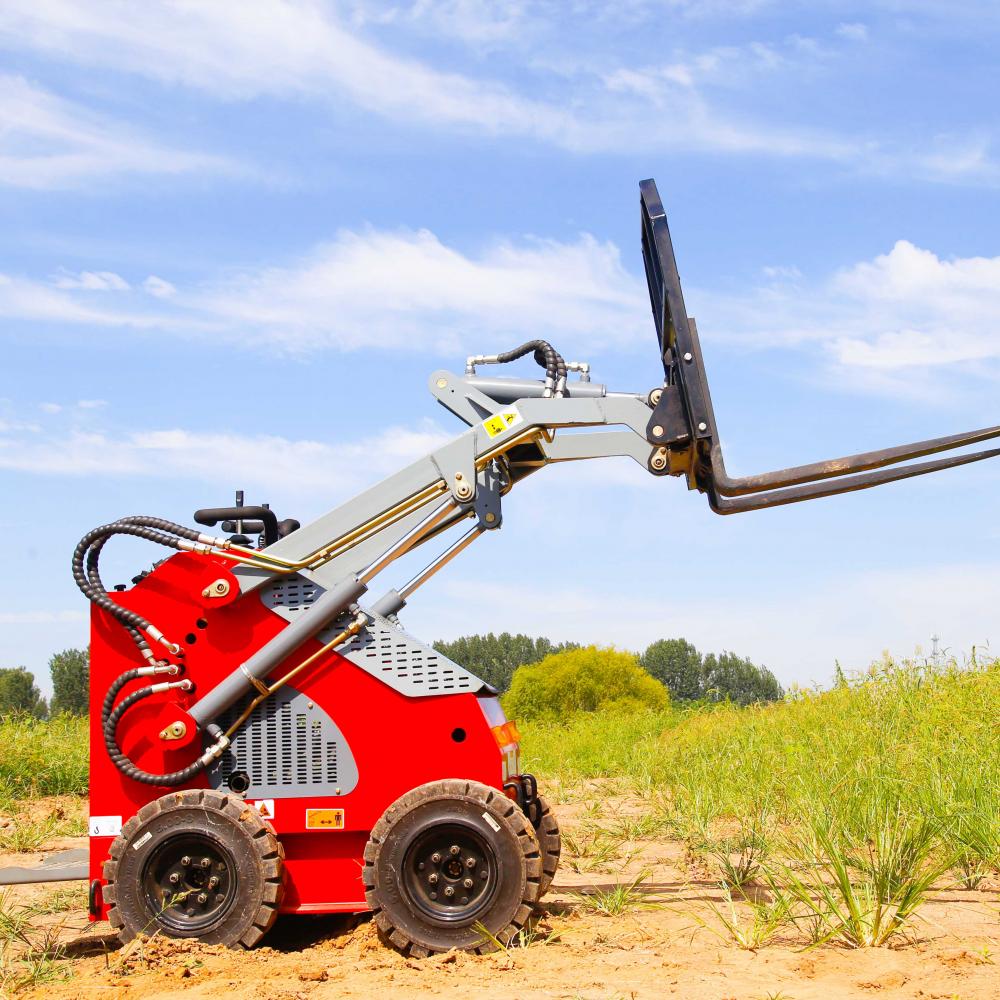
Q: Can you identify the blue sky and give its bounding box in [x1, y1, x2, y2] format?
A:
[2, 1, 1000, 697]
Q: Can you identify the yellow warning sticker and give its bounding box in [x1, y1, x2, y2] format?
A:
[306, 808, 345, 830]
[482, 406, 524, 439]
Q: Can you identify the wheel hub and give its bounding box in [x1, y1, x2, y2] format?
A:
[141, 834, 237, 934]
[402, 823, 498, 924]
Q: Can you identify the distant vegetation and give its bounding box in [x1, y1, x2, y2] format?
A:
[436, 632, 780, 705]
[0, 648, 89, 720]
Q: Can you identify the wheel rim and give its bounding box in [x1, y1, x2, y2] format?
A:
[400, 822, 500, 924]
[140, 833, 238, 934]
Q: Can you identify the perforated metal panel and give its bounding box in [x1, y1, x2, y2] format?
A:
[260, 574, 323, 620]
[261, 574, 486, 698]
[320, 611, 483, 697]
[206, 684, 358, 799]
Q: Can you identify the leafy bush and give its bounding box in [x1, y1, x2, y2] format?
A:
[503, 646, 669, 721]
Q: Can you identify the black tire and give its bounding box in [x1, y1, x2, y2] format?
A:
[532, 793, 561, 898]
[103, 789, 284, 949]
[363, 779, 542, 956]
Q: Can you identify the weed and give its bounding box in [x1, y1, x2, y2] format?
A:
[0, 892, 70, 995]
[697, 883, 792, 951]
[570, 872, 656, 916]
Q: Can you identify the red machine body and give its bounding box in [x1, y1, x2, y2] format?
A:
[88, 552, 520, 917]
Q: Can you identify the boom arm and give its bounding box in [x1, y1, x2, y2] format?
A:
[77, 178, 1000, 780]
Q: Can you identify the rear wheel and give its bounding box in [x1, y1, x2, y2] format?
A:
[531, 793, 561, 898]
[363, 779, 542, 956]
[103, 789, 284, 948]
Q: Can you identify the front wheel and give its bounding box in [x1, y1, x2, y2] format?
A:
[103, 789, 284, 948]
[363, 779, 542, 956]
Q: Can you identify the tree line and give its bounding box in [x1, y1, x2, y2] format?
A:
[0, 649, 88, 717]
[434, 633, 783, 706]
[0, 633, 782, 717]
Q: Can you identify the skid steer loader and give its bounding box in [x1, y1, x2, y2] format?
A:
[47, 180, 1000, 955]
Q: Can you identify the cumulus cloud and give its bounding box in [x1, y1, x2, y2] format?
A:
[0, 227, 648, 353]
[696, 240, 1000, 392]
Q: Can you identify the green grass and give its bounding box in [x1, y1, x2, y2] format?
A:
[520, 653, 1000, 947]
[0, 715, 88, 801]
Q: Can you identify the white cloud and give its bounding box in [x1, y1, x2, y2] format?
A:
[836, 22, 869, 42]
[0, 74, 235, 189]
[53, 269, 129, 291]
[143, 275, 176, 298]
[0, 1, 988, 177]
[195, 229, 647, 352]
[0, 414, 451, 494]
[0, 227, 647, 354]
[696, 240, 1000, 390]
[0, 271, 168, 327]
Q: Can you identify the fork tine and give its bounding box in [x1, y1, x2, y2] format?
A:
[711, 425, 1000, 497]
[709, 444, 1000, 514]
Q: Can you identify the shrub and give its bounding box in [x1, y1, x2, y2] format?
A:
[503, 646, 669, 721]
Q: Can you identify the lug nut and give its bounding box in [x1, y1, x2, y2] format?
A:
[430, 852, 441, 863]
[444, 886, 455, 898]
[463, 878, 474, 889]
[197, 893, 208, 905]
[449, 845, 460, 856]
[181, 856, 191, 866]
[428, 873, 439, 884]
[208, 876, 219, 889]
[168, 872, 180, 884]
[464, 857, 476, 869]
[200, 857, 212, 869]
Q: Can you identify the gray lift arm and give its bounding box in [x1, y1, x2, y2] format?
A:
[180, 177, 1000, 738]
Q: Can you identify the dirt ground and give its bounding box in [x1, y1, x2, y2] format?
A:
[5, 795, 999, 1000]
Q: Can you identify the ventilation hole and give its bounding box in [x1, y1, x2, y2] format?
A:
[451, 728, 466, 743]
[185, 633, 197, 645]
[196, 618, 208, 629]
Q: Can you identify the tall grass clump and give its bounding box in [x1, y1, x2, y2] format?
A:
[519, 652, 1000, 943]
[0, 714, 88, 800]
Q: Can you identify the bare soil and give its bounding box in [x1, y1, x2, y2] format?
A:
[7, 795, 1000, 1000]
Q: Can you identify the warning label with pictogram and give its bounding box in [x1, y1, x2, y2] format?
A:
[250, 799, 275, 820]
[482, 406, 524, 439]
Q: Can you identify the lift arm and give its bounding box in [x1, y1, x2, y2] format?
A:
[76, 178, 1000, 780]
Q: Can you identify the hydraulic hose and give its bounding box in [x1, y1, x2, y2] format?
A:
[102, 670, 225, 787]
[493, 340, 567, 396]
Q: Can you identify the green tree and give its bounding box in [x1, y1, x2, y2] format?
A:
[49, 647, 89, 715]
[0, 667, 47, 718]
[433, 632, 577, 693]
[639, 638, 703, 701]
[701, 651, 783, 706]
[503, 646, 669, 720]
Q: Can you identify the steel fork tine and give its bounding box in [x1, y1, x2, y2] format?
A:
[709, 444, 1000, 514]
[710, 425, 1000, 497]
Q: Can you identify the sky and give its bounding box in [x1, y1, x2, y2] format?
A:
[2, 1, 1000, 698]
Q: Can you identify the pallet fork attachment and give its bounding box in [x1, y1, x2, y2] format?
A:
[638, 178, 1000, 513]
